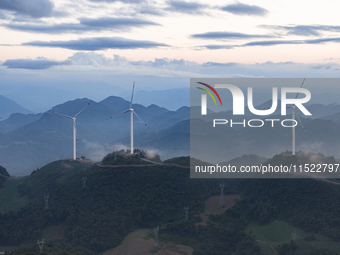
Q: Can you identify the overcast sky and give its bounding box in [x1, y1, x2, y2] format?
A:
[1, 0, 340, 111]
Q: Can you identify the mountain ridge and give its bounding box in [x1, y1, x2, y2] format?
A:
[0, 95, 33, 120]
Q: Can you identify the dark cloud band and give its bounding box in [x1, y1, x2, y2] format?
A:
[87, 0, 143, 3]
[22, 37, 169, 50]
[4, 17, 160, 34]
[166, 0, 207, 14]
[0, 0, 54, 18]
[261, 25, 340, 36]
[202, 37, 340, 49]
[191, 31, 273, 39]
[2, 58, 72, 69]
[221, 3, 268, 16]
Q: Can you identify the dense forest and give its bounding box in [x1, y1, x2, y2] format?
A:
[10, 241, 95, 255]
[1, 153, 340, 254]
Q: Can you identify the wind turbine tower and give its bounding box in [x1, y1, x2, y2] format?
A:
[37, 239, 45, 253]
[50, 100, 92, 160]
[292, 231, 297, 242]
[290, 79, 307, 155]
[107, 82, 149, 154]
[264, 79, 307, 155]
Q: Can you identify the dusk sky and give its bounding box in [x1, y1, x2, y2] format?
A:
[1, 0, 340, 111]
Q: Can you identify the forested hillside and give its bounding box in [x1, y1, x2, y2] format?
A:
[0, 165, 9, 189]
[1, 153, 340, 254]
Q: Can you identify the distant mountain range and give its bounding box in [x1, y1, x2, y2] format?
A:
[133, 88, 189, 111]
[0, 95, 33, 119]
[2, 94, 340, 176]
[2, 86, 189, 113]
[0, 95, 190, 176]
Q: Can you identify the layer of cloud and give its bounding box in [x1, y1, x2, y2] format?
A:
[80, 17, 159, 28]
[68, 52, 199, 72]
[22, 37, 169, 50]
[202, 37, 340, 49]
[261, 25, 340, 36]
[3, 53, 340, 81]
[199, 44, 235, 49]
[244, 37, 340, 46]
[191, 31, 273, 39]
[4, 17, 160, 34]
[66, 53, 340, 76]
[221, 2, 268, 16]
[2, 58, 72, 69]
[0, 0, 54, 18]
[166, 0, 208, 14]
[87, 0, 143, 3]
[0, 11, 8, 19]
[138, 5, 164, 16]
[68, 52, 130, 66]
[130, 57, 199, 70]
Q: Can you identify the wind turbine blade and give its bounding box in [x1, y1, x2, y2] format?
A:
[49, 110, 73, 119]
[106, 110, 130, 120]
[133, 111, 149, 129]
[293, 108, 307, 134]
[130, 82, 135, 108]
[74, 100, 93, 118]
[294, 78, 306, 99]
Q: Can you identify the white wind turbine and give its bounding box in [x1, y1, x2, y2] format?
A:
[107, 82, 149, 154]
[264, 79, 307, 155]
[50, 100, 92, 160]
[289, 79, 307, 155]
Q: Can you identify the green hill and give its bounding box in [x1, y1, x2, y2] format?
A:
[0, 165, 10, 177]
[0, 165, 10, 191]
[0, 177, 28, 214]
[1, 152, 340, 254]
[10, 241, 95, 255]
[102, 149, 161, 165]
[1, 154, 246, 253]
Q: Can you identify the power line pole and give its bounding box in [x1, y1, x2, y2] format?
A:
[44, 195, 49, 209]
[219, 183, 224, 207]
[37, 239, 44, 253]
[184, 206, 189, 222]
[292, 231, 296, 242]
[82, 176, 87, 188]
[154, 226, 159, 251]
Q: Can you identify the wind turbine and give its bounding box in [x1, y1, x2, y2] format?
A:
[50, 100, 92, 160]
[290, 78, 307, 155]
[107, 82, 149, 154]
[264, 79, 307, 155]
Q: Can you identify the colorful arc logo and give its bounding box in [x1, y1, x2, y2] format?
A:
[196, 82, 223, 106]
